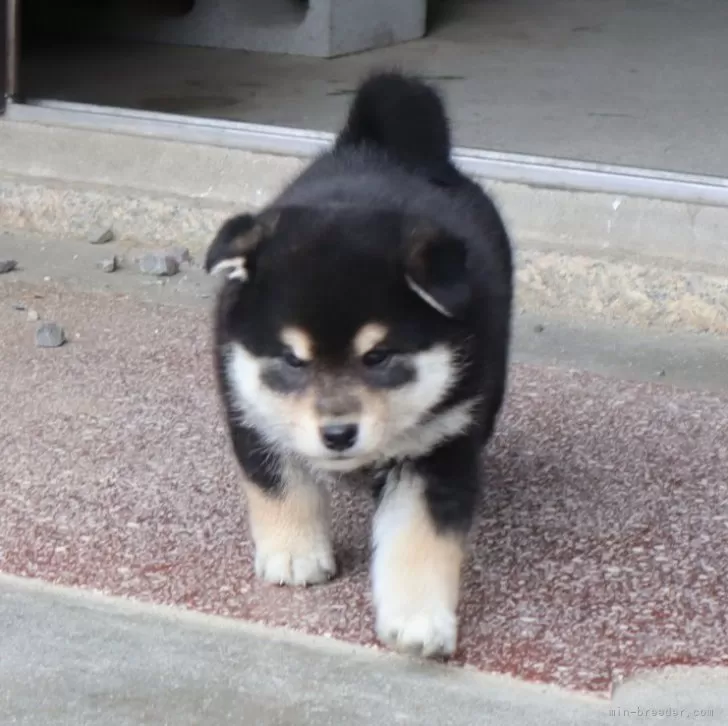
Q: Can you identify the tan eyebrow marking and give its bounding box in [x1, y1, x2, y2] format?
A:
[280, 327, 314, 362]
[353, 323, 389, 357]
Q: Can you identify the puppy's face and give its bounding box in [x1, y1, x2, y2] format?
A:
[208, 207, 472, 471]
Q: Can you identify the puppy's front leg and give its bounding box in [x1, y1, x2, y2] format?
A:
[242, 465, 335, 586]
[242, 461, 336, 586]
[227, 416, 335, 586]
[372, 440, 479, 657]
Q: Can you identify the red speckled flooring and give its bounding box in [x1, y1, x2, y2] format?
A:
[1, 281, 727, 695]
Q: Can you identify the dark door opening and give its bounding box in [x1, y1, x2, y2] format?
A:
[9, 0, 728, 179]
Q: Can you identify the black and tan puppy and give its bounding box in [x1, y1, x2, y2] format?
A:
[206, 72, 512, 658]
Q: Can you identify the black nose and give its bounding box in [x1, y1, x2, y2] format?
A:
[320, 423, 358, 452]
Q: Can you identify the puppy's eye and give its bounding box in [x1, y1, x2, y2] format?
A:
[361, 348, 392, 368]
[282, 349, 308, 369]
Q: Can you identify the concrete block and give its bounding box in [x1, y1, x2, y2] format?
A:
[124, 0, 427, 58]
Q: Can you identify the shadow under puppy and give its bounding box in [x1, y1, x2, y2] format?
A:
[206, 72, 513, 658]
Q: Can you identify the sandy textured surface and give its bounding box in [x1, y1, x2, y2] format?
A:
[1, 280, 727, 695]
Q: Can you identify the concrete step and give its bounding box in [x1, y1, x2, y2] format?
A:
[2, 231, 727, 393]
[2, 575, 727, 726]
[1, 115, 728, 336]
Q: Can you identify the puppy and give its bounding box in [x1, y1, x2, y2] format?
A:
[205, 72, 512, 658]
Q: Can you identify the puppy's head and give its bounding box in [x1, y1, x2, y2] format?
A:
[207, 206, 472, 471]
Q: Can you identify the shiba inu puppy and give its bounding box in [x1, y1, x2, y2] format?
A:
[206, 72, 512, 658]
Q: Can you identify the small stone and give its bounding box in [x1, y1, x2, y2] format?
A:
[35, 322, 66, 348]
[12, 302, 26, 311]
[98, 256, 118, 273]
[139, 253, 179, 277]
[168, 246, 192, 265]
[89, 226, 115, 245]
[0, 259, 18, 274]
[27, 309, 40, 322]
[534, 323, 545, 333]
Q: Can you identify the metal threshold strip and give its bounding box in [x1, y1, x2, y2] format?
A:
[7, 98, 728, 208]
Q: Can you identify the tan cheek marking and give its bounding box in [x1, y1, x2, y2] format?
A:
[280, 326, 314, 362]
[283, 389, 319, 429]
[356, 387, 388, 436]
[353, 323, 389, 357]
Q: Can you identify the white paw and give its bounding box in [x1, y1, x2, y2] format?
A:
[376, 605, 457, 658]
[254, 544, 336, 586]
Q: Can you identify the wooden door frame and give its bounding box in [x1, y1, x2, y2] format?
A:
[2, 0, 20, 112]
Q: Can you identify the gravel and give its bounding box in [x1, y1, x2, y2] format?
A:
[98, 257, 118, 273]
[35, 322, 66, 348]
[88, 226, 115, 245]
[139, 253, 179, 277]
[168, 246, 192, 265]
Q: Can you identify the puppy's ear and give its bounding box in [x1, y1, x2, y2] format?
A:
[403, 218, 470, 319]
[205, 211, 279, 281]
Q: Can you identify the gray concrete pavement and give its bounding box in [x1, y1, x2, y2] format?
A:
[2, 575, 727, 726]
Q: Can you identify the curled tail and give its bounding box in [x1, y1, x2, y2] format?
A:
[336, 72, 452, 169]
